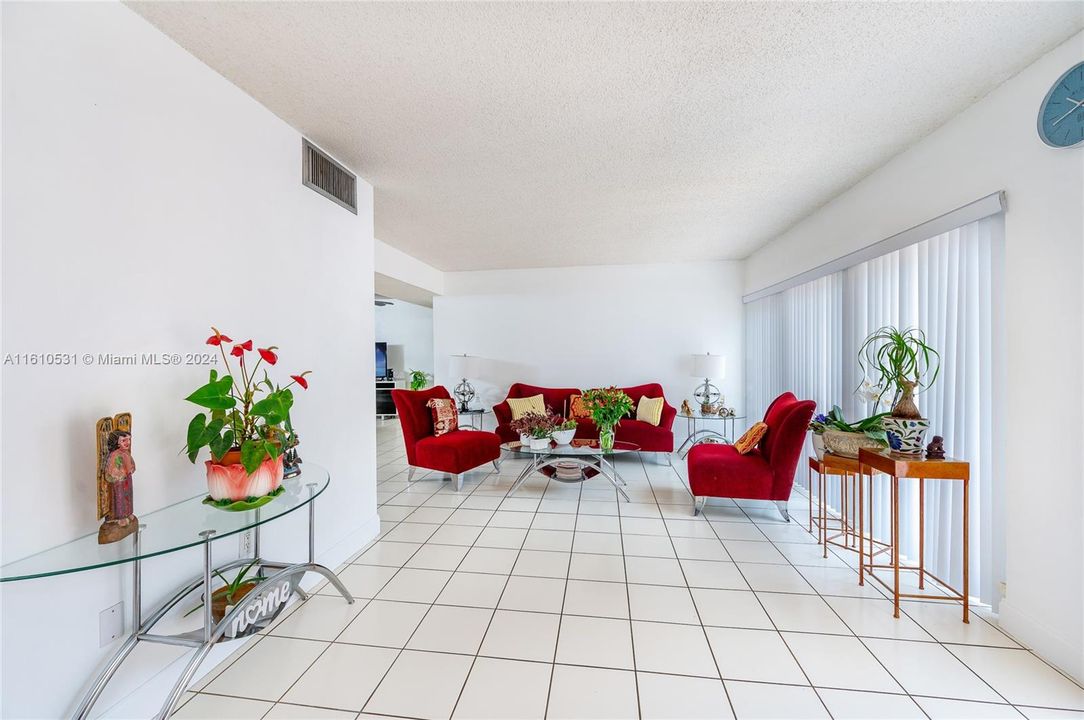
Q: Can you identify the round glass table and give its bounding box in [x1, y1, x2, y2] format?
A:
[0, 464, 353, 720]
[676, 411, 748, 457]
[501, 440, 639, 501]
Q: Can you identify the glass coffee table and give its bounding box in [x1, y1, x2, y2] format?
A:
[501, 440, 639, 501]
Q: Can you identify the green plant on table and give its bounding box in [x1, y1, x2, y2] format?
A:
[554, 417, 578, 431]
[509, 411, 556, 438]
[408, 369, 430, 391]
[857, 326, 940, 419]
[812, 405, 889, 446]
[184, 328, 311, 474]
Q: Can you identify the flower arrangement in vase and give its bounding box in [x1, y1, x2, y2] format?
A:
[582, 387, 633, 452]
[551, 417, 577, 446]
[184, 327, 311, 508]
[858, 326, 941, 455]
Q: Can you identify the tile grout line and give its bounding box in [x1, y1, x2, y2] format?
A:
[638, 449, 738, 720]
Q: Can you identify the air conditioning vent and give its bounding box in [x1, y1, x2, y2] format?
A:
[302, 139, 357, 214]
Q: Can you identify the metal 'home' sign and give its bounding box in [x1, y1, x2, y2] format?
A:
[225, 576, 300, 639]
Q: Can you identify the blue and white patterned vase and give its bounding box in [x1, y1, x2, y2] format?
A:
[883, 417, 930, 455]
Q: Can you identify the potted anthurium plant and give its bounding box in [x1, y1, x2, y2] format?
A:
[185, 327, 311, 507]
[582, 387, 633, 452]
[858, 326, 940, 455]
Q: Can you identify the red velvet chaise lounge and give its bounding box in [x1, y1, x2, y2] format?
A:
[686, 392, 814, 520]
[492, 382, 676, 453]
[392, 386, 502, 491]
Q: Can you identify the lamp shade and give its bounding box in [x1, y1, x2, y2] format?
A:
[691, 353, 726, 379]
[447, 354, 480, 378]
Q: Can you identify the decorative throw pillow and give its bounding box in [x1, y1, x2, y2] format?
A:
[734, 422, 768, 455]
[568, 395, 591, 419]
[426, 397, 459, 436]
[636, 396, 664, 426]
[507, 394, 546, 420]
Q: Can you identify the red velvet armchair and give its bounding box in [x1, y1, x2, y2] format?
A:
[492, 382, 677, 453]
[392, 386, 502, 492]
[686, 392, 815, 520]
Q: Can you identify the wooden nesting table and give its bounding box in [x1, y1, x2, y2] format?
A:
[858, 448, 971, 622]
[808, 454, 862, 557]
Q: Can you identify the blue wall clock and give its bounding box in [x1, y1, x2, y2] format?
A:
[1038, 61, 1084, 149]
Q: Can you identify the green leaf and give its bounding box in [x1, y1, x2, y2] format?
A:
[240, 438, 267, 474]
[209, 430, 233, 461]
[264, 440, 280, 460]
[863, 429, 889, 445]
[186, 414, 207, 463]
[186, 376, 236, 410]
[209, 368, 218, 383]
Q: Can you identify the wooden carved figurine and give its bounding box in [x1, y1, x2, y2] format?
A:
[680, 400, 693, 416]
[97, 412, 138, 544]
[925, 435, 946, 460]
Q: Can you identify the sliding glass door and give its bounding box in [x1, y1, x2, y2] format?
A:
[745, 216, 1002, 605]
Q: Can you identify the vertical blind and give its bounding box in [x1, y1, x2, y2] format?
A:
[745, 217, 1000, 604]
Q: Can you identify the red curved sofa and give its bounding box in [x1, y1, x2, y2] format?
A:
[492, 382, 676, 452]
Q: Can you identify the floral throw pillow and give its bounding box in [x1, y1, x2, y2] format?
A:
[568, 395, 592, 419]
[426, 398, 459, 436]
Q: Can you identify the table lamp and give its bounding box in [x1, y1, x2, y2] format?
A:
[447, 354, 480, 411]
[690, 353, 725, 411]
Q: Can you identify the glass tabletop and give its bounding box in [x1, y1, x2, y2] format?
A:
[0, 464, 330, 583]
[678, 411, 747, 421]
[501, 440, 640, 456]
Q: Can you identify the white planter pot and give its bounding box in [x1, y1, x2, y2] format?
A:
[883, 417, 930, 455]
[552, 429, 575, 446]
[528, 436, 551, 450]
[519, 433, 531, 445]
[811, 433, 826, 461]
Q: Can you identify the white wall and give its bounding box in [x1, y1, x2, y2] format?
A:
[744, 32, 1084, 681]
[1, 3, 378, 717]
[434, 262, 745, 429]
[375, 238, 445, 295]
[376, 300, 435, 378]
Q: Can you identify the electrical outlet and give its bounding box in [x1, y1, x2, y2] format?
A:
[239, 530, 253, 557]
[999, 581, 1007, 598]
[100, 602, 124, 647]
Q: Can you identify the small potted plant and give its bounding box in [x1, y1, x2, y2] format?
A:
[815, 405, 889, 459]
[408, 369, 430, 391]
[185, 328, 311, 508]
[186, 559, 265, 624]
[858, 326, 941, 455]
[551, 417, 577, 446]
[582, 387, 634, 452]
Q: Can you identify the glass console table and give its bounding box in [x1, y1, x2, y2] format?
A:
[675, 411, 747, 457]
[0, 463, 353, 720]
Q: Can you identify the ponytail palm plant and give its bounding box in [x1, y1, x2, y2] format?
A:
[857, 326, 940, 420]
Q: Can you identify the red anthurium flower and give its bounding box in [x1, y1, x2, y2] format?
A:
[231, 345, 245, 357]
[206, 327, 232, 346]
[290, 373, 310, 390]
[258, 346, 278, 365]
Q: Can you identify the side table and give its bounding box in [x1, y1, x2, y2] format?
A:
[808, 454, 861, 558]
[858, 448, 970, 622]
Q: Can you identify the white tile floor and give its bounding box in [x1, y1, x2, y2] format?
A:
[178, 421, 1084, 719]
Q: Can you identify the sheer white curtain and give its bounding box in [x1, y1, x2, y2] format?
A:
[745, 217, 1001, 604]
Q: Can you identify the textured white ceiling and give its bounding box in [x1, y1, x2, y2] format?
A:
[129, 1, 1082, 271]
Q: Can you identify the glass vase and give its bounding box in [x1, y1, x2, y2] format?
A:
[599, 424, 616, 452]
